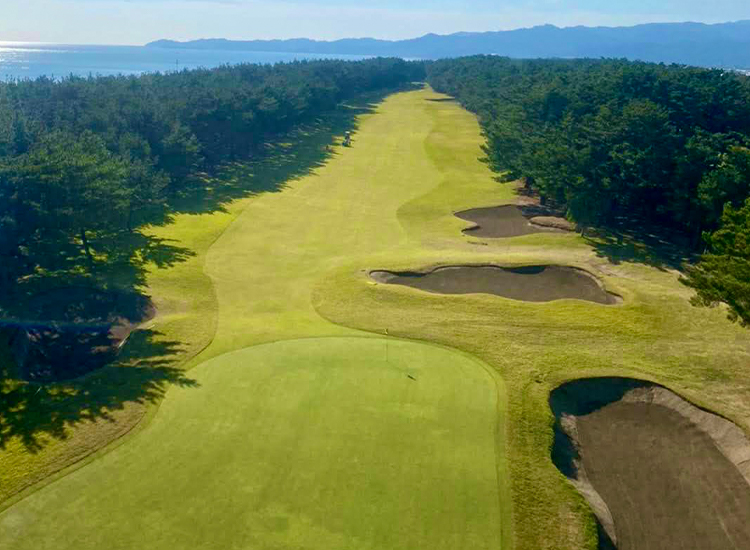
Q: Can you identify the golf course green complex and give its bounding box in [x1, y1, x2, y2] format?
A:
[3, 86, 750, 550]
[0, 338, 506, 550]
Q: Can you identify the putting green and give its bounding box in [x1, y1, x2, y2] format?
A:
[0, 337, 506, 550]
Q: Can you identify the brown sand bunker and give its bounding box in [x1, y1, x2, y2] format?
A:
[551, 378, 750, 550]
[3, 287, 155, 382]
[371, 265, 618, 305]
[456, 205, 573, 238]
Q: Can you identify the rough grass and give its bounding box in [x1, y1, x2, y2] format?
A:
[311, 94, 750, 550]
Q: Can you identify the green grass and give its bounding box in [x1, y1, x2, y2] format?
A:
[0, 338, 506, 550]
[3, 86, 750, 550]
[0, 88, 513, 549]
[310, 97, 750, 549]
[0, 92, 384, 504]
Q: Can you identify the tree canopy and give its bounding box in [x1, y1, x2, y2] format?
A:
[682, 198, 750, 325]
[426, 56, 750, 240]
[0, 58, 422, 293]
[426, 56, 750, 323]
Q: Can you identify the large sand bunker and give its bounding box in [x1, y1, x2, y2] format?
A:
[371, 265, 618, 304]
[3, 287, 155, 382]
[456, 205, 573, 238]
[550, 378, 750, 550]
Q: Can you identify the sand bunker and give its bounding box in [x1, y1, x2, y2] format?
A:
[456, 205, 573, 238]
[550, 378, 750, 550]
[3, 287, 155, 382]
[371, 265, 618, 305]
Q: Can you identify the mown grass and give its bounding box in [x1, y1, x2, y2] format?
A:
[1, 88, 513, 549]
[0, 90, 386, 505]
[0, 338, 506, 550]
[3, 86, 750, 550]
[312, 95, 750, 550]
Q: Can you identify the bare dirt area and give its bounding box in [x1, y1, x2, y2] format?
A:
[370, 265, 618, 304]
[551, 378, 750, 550]
[455, 204, 572, 238]
[2, 287, 155, 382]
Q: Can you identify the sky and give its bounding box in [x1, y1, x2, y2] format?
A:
[3, 0, 750, 45]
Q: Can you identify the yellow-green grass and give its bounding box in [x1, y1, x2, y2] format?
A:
[193, 86, 508, 360]
[0, 337, 507, 550]
[310, 102, 750, 548]
[3, 85, 750, 550]
[0, 95, 380, 504]
[1, 88, 514, 547]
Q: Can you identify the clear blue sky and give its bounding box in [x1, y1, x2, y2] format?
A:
[3, 0, 750, 45]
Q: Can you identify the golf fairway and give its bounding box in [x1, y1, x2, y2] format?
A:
[0, 89, 512, 549]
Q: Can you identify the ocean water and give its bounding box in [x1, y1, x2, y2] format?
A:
[0, 42, 370, 80]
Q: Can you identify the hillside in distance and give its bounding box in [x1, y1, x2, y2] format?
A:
[147, 20, 750, 68]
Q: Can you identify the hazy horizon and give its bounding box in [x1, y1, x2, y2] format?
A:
[3, 1, 750, 46]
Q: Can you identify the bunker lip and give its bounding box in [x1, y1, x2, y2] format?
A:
[455, 204, 573, 239]
[550, 377, 750, 550]
[2, 286, 156, 383]
[370, 264, 619, 305]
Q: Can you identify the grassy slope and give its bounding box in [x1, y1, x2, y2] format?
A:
[194, 86, 500, 358]
[0, 338, 504, 550]
[0, 88, 512, 549]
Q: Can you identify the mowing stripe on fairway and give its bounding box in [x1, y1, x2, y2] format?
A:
[0, 337, 505, 550]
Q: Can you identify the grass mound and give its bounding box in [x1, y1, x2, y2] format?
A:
[371, 265, 618, 305]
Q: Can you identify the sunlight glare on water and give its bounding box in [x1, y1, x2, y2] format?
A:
[0, 42, 370, 80]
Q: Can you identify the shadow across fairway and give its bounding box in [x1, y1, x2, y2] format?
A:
[0, 328, 198, 454]
[584, 225, 696, 272]
[0, 84, 406, 311]
[0, 86, 412, 459]
[167, 85, 416, 218]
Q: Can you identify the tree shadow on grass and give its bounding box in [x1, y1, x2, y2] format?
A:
[583, 224, 697, 272]
[0, 86, 402, 456]
[93, 231, 197, 290]
[166, 86, 404, 217]
[0, 329, 198, 454]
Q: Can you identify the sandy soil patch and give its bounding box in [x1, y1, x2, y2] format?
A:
[456, 205, 571, 238]
[371, 265, 618, 304]
[551, 378, 750, 550]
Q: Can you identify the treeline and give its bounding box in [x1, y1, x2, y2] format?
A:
[427, 56, 750, 324]
[0, 58, 422, 288]
[427, 56, 750, 241]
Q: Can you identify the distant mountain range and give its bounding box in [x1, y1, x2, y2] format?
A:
[147, 20, 750, 68]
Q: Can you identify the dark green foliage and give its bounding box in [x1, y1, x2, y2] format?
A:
[2, 132, 137, 266]
[426, 56, 750, 323]
[682, 197, 750, 326]
[0, 58, 419, 288]
[426, 56, 750, 241]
